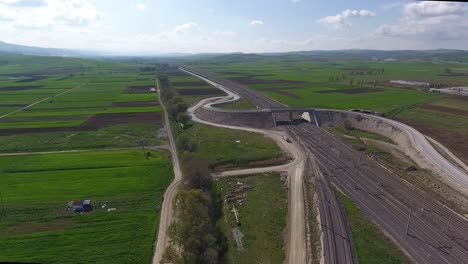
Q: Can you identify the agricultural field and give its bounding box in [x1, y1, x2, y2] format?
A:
[176, 123, 287, 170]
[0, 54, 164, 152]
[165, 68, 226, 105]
[0, 54, 174, 263]
[0, 149, 173, 264]
[213, 173, 288, 264]
[188, 57, 468, 164]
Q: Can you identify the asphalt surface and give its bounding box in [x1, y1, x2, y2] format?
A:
[182, 68, 308, 264]
[181, 67, 468, 264]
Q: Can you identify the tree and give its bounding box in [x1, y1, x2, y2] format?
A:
[177, 112, 191, 127]
[350, 78, 354, 86]
[162, 190, 220, 264]
[181, 154, 212, 190]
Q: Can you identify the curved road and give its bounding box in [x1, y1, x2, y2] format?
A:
[183, 69, 308, 264]
[179, 67, 468, 263]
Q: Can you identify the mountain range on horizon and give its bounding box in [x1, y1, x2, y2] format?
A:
[1, 40, 468, 61]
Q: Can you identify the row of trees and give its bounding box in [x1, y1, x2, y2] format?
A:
[329, 68, 385, 82]
[158, 74, 191, 128]
[158, 69, 226, 263]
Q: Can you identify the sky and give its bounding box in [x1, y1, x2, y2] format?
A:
[0, 0, 467, 54]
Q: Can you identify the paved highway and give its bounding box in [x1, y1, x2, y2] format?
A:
[182, 67, 468, 264]
[183, 68, 308, 264]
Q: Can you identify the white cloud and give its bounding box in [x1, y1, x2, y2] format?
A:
[0, 0, 99, 28]
[404, 1, 465, 18]
[319, 9, 376, 29]
[250, 20, 264, 26]
[136, 3, 147, 11]
[377, 2, 468, 41]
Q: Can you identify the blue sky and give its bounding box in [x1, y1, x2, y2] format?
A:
[1, 0, 467, 54]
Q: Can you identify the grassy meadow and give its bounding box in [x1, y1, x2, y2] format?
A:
[189, 57, 468, 163]
[0, 149, 173, 264]
[213, 173, 288, 264]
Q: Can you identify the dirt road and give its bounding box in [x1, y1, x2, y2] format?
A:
[181, 67, 468, 263]
[152, 86, 183, 264]
[183, 69, 308, 264]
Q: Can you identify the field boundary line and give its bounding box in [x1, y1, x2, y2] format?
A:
[0, 83, 86, 120]
[0, 145, 169, 156]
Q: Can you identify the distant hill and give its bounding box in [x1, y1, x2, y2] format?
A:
[1, 40, 467, 62]
[0, 41, 83, 57]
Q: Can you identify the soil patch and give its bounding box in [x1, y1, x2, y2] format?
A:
[1, 115, 87, 122]
[0, 85, 43, 91]
[316, 87, 383, 94]
[172, 81, 207, 86]
[177, 88, 225, 96]
[111, 101, 159, 107]
[397, 118, 468, 165]
[0, 67, 87, 76]
[0, 112, 162, 136]
[218, 71, 273, 77]
[214, 156, 291, 171]
[0, 104, 28, 107]
[79, 112, 163, 130]
[227, 76, 307, 85]
[423, 104, 468, 116]
[127, 85, 156, 93]
[0, 219, 73, 236]
[264, 88, 301, 99]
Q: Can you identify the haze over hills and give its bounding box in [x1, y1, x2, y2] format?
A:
[1, 40, 468, 63]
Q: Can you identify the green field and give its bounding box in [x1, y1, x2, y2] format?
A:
[0, 149, 173, 264]
[187, 57, 468, 164]
[213, 174, 287, 264]
[176, 123, 286, 169]
[337, 192, 411, 264]
[0, 54, 163, 151]
[0, 55, 161, 133]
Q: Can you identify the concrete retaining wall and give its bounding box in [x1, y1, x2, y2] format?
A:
[195, 106, 275, 129]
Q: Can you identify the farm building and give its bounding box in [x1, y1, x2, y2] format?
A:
[149, 87, 156, 92]
[66, 199, 93, 212]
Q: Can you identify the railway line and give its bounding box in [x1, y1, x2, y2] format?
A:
[181, 67, 468, 263]
[182, 67, 354, 263]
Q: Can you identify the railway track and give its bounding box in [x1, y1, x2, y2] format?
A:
[181, 67, 468, 263]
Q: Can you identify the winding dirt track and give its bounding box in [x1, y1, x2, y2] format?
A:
[184, 69, 308, 264]
[152, 73, 307, 264]
[178, 67, 468, 264]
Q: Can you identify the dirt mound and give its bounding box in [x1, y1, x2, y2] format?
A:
[0, 85, 43, 91]
[177, 88, 225, 96]
[316, 88, 383, 94]
[111, 101, 159, 107]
